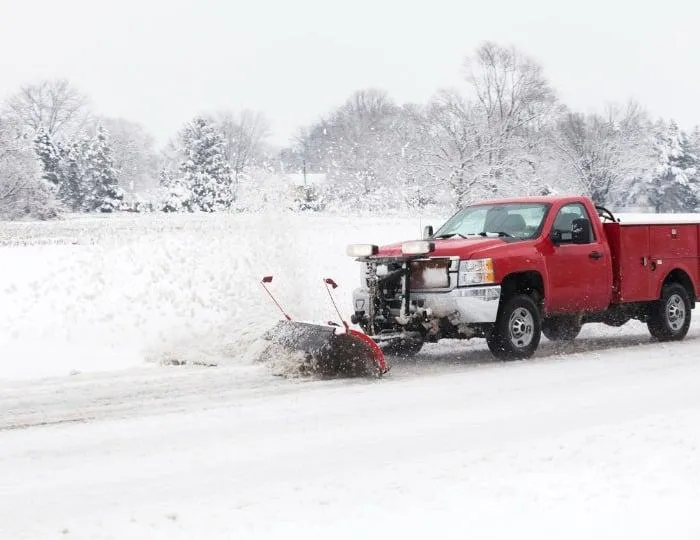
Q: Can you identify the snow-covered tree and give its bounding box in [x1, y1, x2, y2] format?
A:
[160, 167, 191, 212]
[689, 126, 700, 157]
[296, 89, 420, 211]
[385, 104, 439, 209]
[4, 79, 90, 138]
[28, 126, 125, 213]
[84, 125, 124, 212]
[0, 117, 57, 220]
[640, 120, 699, 212]
[414, 43, 558, 209]
[213, 110, 270, 195]
[158, 168, 172, 188]
[33, 127, 62, 187]
[58, 134, 90, 211]
[91, 117, 159, 196]
[165, 117, 234, 212]
[554, 103, 653, 206]
[418, 90, 484, 208]
[464, 42, 557, 197]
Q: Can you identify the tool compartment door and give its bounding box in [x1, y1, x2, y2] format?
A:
[615, 224, 652, 302]
[649, 224, 699, 296]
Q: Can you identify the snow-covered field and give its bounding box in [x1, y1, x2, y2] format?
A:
[2, 212, 700, 539]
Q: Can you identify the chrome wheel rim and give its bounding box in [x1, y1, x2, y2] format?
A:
[509, 307, 534, 348]
[666, 293, 686, 332]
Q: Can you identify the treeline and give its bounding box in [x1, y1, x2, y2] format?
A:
[1, 42, 699, 220]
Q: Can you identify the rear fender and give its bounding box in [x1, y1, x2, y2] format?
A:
[658, 267, 697, 305]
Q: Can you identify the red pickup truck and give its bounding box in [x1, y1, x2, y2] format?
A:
[347, 195, 700, 359]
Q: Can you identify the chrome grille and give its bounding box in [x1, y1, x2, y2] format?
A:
[409, 259, 450, 289]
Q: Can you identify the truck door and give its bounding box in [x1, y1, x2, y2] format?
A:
[544, 203, 613, 313]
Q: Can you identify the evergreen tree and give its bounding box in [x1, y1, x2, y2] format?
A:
[160, 167, 192, 212]
[646, 120, 698, 212]
[58, 134, 90, 211]
[33, 127, 62, 188]
[158, 168, 172, 188]
[691, 126, 700, 150]
[0, 117, 58, 220]
[689, 125, 700, 184]
[173, 117, 233, 212]
[85, 125, 124, 212]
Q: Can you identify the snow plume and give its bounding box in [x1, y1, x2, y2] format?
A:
[0, 212, 432, 379]
[244, 340, 314, 379]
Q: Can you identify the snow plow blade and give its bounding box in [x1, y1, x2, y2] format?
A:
[255, 275, 387, 378]
[259, 320, 387, 378]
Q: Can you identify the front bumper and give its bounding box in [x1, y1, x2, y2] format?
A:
[353, 285, 502, 325]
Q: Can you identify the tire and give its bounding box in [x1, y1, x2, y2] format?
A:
[487, 294, 541, 360]
[380, 336, 424, 357]
[647, 283, 692, 342]
[542, 315, 582, 341]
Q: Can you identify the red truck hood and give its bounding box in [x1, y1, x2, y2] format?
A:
[377, 237, 505, 259]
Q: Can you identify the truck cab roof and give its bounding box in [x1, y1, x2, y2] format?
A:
[469, 195, 591, 207]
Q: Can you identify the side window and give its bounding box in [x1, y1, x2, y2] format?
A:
[551, 203, 595, 244]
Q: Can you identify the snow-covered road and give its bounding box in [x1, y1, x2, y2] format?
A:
[3, 213, 700, 537]
[2, 323, 700, 539]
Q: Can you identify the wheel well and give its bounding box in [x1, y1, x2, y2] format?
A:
[501, 271, 544, 304]
[663, 269, 696, 306]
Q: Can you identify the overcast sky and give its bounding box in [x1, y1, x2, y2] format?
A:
[2, 0, 699, 146]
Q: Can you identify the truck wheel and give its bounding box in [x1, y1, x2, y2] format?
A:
[647, 283, 692, 341]
[487, 294, 541, 360]
[380, 337, 424, 357]
[542, 315, 582, 341]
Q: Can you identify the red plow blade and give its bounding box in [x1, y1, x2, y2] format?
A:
[255, 276, 387, 378]
[259, 321, 387, 378]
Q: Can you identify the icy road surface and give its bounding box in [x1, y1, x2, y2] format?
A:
[2, 324, 700, 539]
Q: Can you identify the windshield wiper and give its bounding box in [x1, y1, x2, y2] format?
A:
[478, 231, 514, 238]
[432, 233, 469, 239]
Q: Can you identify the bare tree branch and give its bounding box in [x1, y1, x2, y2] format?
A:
[213, 109, 270, 182]
[4, 79, 90, 138]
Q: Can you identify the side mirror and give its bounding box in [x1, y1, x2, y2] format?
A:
[572, 218, 591, 244]
[550, 229, 562, 245]
[423, 225, 433, 239]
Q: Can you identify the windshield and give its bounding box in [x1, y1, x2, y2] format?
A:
[433, 203, 549, 240]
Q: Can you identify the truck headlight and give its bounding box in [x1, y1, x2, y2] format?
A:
[346, 244, 378, 257]
[458, 258, 495, 286]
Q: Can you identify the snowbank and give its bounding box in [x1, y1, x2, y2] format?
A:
[0, 212, 443, 380]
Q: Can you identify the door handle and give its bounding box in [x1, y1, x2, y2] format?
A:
[589, 250, 603, 260]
